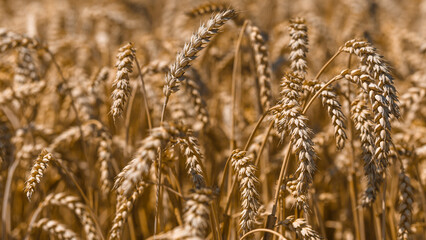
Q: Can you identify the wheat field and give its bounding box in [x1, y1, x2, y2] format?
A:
[0, 0, 425, 239]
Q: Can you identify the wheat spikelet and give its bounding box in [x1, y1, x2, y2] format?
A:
[397, 169, 414, 240]
[163, 9, 235, 97]
[279, 215, 322, 240]
[43, 193, 99, 240]
[231, 149, 261, 236]
[24, 149, 53, 200]
[247, 23, 273, 112]
[272, 73, 317, 210]
[35, 218, 80, 240]
[351, 94, 381, 206]
[111, 42, 135, 120]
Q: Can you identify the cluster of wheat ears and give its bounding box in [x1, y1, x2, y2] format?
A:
[0, 0, 425, 239]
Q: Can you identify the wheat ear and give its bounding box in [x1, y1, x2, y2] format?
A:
[43, 193, 99, 240]
[163, 9, 235, 97]
[289, 17, 309, 78]
[247, 23, 273, 112]
[111, 42, 135, 120]
[397, 168, 414, 240]
[307, 80, 347, 149]
[24, 149, 53, 200]
[272, 73, 317, 210]
[279, 215, 322, 240]
[35, 218, 80, 240]
[351, 93, 381, 206]
[231, 149, 261, 236]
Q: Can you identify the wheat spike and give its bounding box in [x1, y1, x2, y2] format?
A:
[231, 150, 261, 236]
[163, 9, 235, 97]
[24, 149, 53, 201]
[111, 42, 135, 120]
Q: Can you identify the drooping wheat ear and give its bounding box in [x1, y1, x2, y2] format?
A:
[24, 149, 53, 200]
[279, 215, 322, 240]
[141, 60, 169, 75]
[109, 183, 146, 240]
[0, 81, 46, 105]
[289, 17, 308, 78]
[98, 131, 113, 194]
[399, 86, 425, 123]
[341, 39, 400, 119]
[186, 2, 230, 17]
[183, 188, 214, 238]
[43, 193, 99, 240]
[151, 187, 214, 240]
[247, 23, 273, 112]
[306, 79, 347, 149]
[397, 168, 414, 240]
[91, 67, 110, 90]
[163, 9, 235, 97]
[351, 93, 381, 206]
[231, 149, 261, 236]
[343, 68, 393, 177]
[186, 77, 209, 126]
[272, 73, 317, 210]
[0, 29, 44, 52]
[34, 218, 80, 240]
[177, 132, 206, 188]
[185, 3, 243, 25]
[14, 47, 39, 85]
[114, 123, 178, 197]
[111, 42, 135, 120]
[48, 121, 104, 152]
